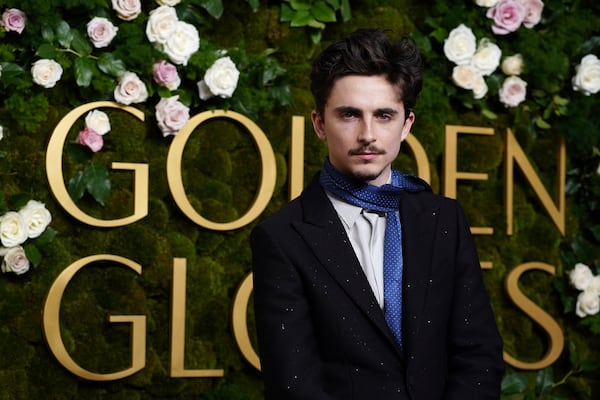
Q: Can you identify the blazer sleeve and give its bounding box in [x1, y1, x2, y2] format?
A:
[443, 202, 505, 399]
[251, 222, 336, 400]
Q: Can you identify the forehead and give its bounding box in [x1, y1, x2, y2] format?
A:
[326, 75, 403, 110]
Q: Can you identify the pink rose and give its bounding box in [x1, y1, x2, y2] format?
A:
[486, 0, 526, 35]
[111, 0, 142, 21]
[87, 17, 119, 48]
[1, 8, 26, 34]
[499, 76, 527, 107]
[518, 0, 544, 28]
[77, 128, 104, 152]
[155, 95, 190, 137]
[152, 60, 181, 90]
[0, 246, 30, 275]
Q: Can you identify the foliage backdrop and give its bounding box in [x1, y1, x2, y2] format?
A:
[0, 0, 599, 399]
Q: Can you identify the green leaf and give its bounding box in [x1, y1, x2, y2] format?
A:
[84, 162, 111, 206]
[68, 170, 87, 201]
[579, 359, 600, 372]
[97, 53, 127, 77]
[35, 227, 57, 246]
[280, 3, 295, 21]
[74, 57, 95, 87]
[66, 143, 92, 163]
[56, 20, 73, 48]
[41, 23, 55, 42]
[71, 30, 93, 57]
[501, 372, 528, 394]
[36, 43, 57, 59]
[200, 0, 224, 19]
[481, 109, 498, 120]
[311, 1, 337, 23]
[535, 118, 551, 130]
[269, 85, 293, 107]
[289, 0, 312, 11]
[246, 0, 259, 12]
[535, 368, 554, 395]
[24, 243, 42, 267]
[290, 9, 313, 27]
[340, 0, 351, 21]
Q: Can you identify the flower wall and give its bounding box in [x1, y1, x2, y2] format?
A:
[1, 0, 599, 399]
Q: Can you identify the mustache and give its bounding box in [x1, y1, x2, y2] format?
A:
[348, 145, 386, 156]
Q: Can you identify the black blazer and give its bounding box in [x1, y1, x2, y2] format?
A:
[251, 175, 504, 399]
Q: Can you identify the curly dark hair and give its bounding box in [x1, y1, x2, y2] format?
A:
[310, 28, 423, 119]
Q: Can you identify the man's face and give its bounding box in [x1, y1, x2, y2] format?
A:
[311, 75, 415, 186]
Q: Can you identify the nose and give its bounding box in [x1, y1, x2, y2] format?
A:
[357, 118, 376, 143]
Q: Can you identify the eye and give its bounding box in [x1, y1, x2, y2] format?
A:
[340, 110, 357, 119]
[376, 112, 392, 120]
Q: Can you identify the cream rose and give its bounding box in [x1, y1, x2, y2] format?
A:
[572, 54, 600, 96]
[18, 200, 52, 239]
[85, 110, 111, 135]
[575, 289, 600, 318]
[444, 24, 477, 65]
[114, 72, 148, 105]
[452, 64, 478, 90]
[501, 54, 523, 75]
[111, 0, 142, 21]
[31, 59, 63, 88]
[156, 0, 182, 5]
[471, 38, 502, 76]
[499, 76, 527, 107]
[198, 56, 240, 100]
[0, 211, 28, 247]
[163, 21, 200, 65]
[472, 75, 488, 99]
[0, 246, 30, 275]
[569, 262, 594, 291]
[146, 5, 178, 45]
[155, 95, 190, 137]
[87, 17, 118, 48]
[588, 276, 600, 296]
[475, 0, 500, 6]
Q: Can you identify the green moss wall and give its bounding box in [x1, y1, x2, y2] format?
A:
[1, 1, 599, 399]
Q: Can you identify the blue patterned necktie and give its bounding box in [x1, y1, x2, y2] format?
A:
[319, 158, 430, 349]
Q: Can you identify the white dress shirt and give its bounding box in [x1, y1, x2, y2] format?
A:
[326, 193, 387, 308]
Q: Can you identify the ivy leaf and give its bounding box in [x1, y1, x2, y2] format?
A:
[74, 57, 95, 87]
[68, 170, 87, 201]
[36, 43, 57, 59]
[311, 1, 337, 23]
[84, 162, 111, 206]
[200, 0, 224, 19]
[501, 372, 528, 394]
[97, 53, 127, 77]
[56, 20, 73, 48]
[24, 243, 42, 267]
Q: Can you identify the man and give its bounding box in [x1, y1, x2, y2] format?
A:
[251, 28, 504, 399]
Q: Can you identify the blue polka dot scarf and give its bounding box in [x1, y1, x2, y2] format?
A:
[319, 157, 430, 349]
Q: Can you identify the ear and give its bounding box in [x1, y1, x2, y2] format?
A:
[400, 111, 415, 142]
[311, 110, 327, 141]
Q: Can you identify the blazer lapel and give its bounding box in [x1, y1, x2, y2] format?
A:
[292, 176, 399, 349]
[400, 192, 439, 353]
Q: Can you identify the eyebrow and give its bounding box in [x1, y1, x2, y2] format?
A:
[333, 106, 400, 115]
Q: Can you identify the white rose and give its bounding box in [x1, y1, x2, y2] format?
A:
[499, 76, 527, 107]
[146, 5, 179, 45]
[163, 21, 200, 66]
[575, 289, 600, 318]
[0, 246, 30, 275]
[502, 54, 523, 76]
[572, 54, 600, 96]
[156, 0, 182, 5]
[0, 211, 28, 247]
[19, 200, 52, 239]
[471, 38, 502, 76]
[597, 162, 600, 175]
[200, 56, 240, 99]
[475, 0, 500, 6]
[87, 17, 118, 48]
[0, 125, 3, 142]
[472, 74, 488, 99]
[114, 72, 148, 105]
[452, 64, 479, 89]
[588, 275, 600, 296]
[111, 0, 142, 21]
[155, 95, 190, 137]
[85, 110, 111, 135]
[569, 262, 594, 291]
[31, 59, 63, 88]
[444, 24, 477, 65]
